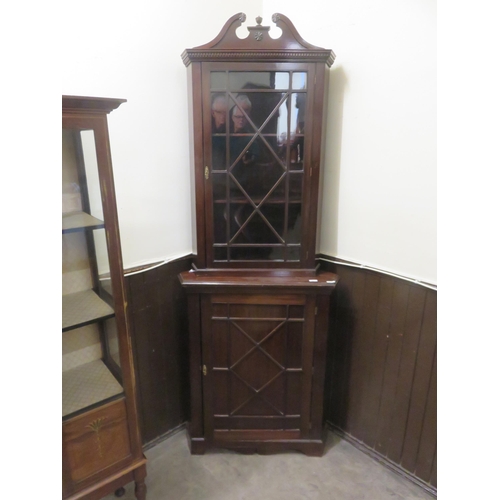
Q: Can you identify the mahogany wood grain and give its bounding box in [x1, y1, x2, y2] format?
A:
[321, 258, 436, 491]
[359, 276, 394, 448]
[385, 285, 427, 463]
[400, 291, 437, 473]
[63, 399, 131, 485]
[374, 281, 411, 455]
[125, 256, 191, 444]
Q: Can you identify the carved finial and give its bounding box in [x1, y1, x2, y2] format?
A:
[256, 16, 263, 25]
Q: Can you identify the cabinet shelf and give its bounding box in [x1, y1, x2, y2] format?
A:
[62, 290, 115, 332]
[62, 211, 105, 233]
[62, 359, 123, 418]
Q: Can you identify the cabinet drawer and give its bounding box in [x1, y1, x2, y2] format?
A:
[63, 398, 132, 485]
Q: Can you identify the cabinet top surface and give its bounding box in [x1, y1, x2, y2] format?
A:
[62, 95, 127, 114]
[179, 270, 339, 291]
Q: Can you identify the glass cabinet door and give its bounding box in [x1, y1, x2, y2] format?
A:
[204, 64, 313, 266]
[62, 127, 123, 420]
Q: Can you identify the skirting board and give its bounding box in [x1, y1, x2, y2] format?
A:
[326, 421, 437, 497]
[142, 422, 187, 452]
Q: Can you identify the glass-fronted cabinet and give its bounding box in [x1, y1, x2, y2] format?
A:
[179, 14, 339, 457]
[62, 96, 146, 500]
[184, 14, 335, 270]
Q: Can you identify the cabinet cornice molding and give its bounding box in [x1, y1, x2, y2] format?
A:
[181, 12, 335, 67]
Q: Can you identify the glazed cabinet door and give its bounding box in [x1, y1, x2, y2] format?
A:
[62, 125, 125, 420]
[202, 63, 318, 268]
[200, 293, 317, 445]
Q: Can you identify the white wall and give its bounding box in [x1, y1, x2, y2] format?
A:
[264, 0, 436, 284]
[62, 0, 263, 270]
[62, 0, 436, 284]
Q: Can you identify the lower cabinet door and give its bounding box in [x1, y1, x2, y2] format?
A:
[62, 398, 132, 493]
[201, 293, 317, 443]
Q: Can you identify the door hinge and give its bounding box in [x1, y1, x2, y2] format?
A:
[315, 307, 318, 315]
[202, 365, 207, 376]
[204, 166, 210, 180]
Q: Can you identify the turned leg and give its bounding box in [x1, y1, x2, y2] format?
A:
[135, 479, 147, 500]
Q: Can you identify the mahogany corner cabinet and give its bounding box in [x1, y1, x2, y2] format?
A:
[62, 96, 147, 499]
[179, 13, 338, 456]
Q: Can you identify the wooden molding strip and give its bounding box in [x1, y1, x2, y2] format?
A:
[142, 423, 186, 451]
[317, 254, 437, 291]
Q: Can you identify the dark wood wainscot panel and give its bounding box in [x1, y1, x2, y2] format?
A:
[320, 258, 436, 493]
[125, 256, 193, 445]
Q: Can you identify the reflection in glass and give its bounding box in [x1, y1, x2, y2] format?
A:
[209, 70, 308, 262]
[211, 93, 228, 134]
[228, 72, 289, 90]
[292, 72, 307, 90]
[211, 72, 226, 89]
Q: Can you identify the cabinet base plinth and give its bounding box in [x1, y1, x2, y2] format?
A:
[188, 436, 207, 455]
[187, 435, 325, 457]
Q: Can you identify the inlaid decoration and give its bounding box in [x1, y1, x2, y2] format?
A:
[87, 417, 107, 457]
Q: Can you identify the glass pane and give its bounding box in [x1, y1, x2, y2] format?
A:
[211, 72, 226, 89]
[230, 203, 284, 244]
[229, 94, 254, 134]
[287, 204, 302, 244]
[287, 246, 301, 261]
[62, 128, 123, 419]
[231, 246, 284, 262]
[208, 71, 308, 264]
[211, 93, 229, 135]
[213, 203, 227, 244]
[291, 93, 307, 135]
[214, 246, 228, 261]
[230, 139, 284, 203]
[229, 72, 289, 91]
[289, 172, 303, 200]
[104, 318, 121, 367]
[292, 72, 307, 90]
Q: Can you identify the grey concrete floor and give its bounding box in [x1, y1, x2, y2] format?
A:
[104, 430, 435, 500]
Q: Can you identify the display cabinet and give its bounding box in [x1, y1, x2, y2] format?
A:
[180, 14, 338, 456]
[62, 96, 146, 499]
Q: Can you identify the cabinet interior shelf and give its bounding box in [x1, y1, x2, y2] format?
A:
[62, 290, 115, 332]
[62, 359, 123, 418]
[62, 211, 105, 233]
